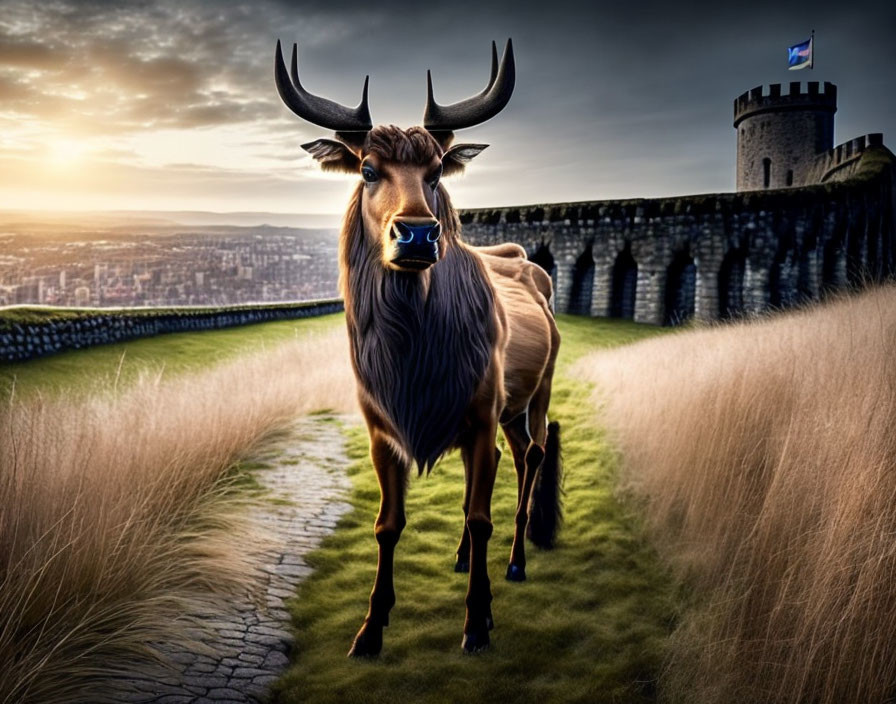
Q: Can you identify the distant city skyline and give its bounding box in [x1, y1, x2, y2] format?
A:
[0, 227, 339, 307]
[0, 0, 893, 216]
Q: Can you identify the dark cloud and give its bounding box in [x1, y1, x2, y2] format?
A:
[0, 0, 893, 208]
[0, 1, 290, 133]
[0, 38, 55, 68]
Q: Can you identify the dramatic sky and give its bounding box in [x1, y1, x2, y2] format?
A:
[0, 0, 893, 216]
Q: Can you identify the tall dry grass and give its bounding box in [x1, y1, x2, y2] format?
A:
[577, 286, 896, 704]
[0, 327, 355, 704]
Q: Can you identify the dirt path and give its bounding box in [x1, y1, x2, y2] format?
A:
[113, 414, 354, 704]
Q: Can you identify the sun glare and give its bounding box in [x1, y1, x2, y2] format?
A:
[46, 140, 87, 168]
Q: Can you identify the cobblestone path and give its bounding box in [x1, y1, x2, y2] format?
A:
[113, 414, 354, 704]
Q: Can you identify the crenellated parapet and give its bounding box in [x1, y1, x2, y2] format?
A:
[812, 133, 885, 183]
[734, 81, 838, 191]
[733, 81, 837, 128]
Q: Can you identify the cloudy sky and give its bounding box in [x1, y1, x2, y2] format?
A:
[0, 0, 893, 217]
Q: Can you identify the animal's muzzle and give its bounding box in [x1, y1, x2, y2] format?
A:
[391, 220, 441, 269]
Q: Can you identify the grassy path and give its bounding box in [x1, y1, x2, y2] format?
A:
[274, 316, 676, 704]
[106, 415, 354, 704]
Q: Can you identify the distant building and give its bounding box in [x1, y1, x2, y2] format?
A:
[15, 278, 40, 304]
[0, 229, 340, 310]
[74, 286, 90, 306]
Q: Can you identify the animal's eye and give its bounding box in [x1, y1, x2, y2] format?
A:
[361, 165, 379, 183]
[427, 165, 443, 190]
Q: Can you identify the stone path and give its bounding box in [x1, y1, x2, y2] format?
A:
[112, 414, 354, 704]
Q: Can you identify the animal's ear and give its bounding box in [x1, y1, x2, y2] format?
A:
[441, 143, 488, 176]
[301, 138, 361, 173]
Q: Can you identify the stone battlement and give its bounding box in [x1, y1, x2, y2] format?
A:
[813, 133, 884, 182]
[734, 81, 837, 128]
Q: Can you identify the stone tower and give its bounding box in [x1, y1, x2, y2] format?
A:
[734, 81, 836, 191]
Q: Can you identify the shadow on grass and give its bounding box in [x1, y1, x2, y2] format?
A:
[273, 317, 678, 704]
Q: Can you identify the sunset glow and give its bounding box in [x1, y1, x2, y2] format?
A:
[46, 140, 87, 168]
[0, 0, 892, 217]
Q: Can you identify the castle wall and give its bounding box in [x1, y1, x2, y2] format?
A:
[459, 148, 895, 326]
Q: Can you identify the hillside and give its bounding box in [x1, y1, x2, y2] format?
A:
[0, 312, 680, 703]
[579, 286, 896, 703]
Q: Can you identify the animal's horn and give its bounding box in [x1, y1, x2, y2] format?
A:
[274, 40, 372, 133]
[423, 38, 515, 132]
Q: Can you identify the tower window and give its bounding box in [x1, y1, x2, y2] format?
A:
[763, 158, 771, 188]
[786, 170, 794, 186]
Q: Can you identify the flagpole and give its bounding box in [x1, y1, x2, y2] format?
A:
[811, 29, 815, 69]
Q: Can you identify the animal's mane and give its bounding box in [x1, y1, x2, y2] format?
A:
[340, 179, 496, 473]
[364, 125, 443, 165]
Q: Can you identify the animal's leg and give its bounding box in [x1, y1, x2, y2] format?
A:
[527, 369, 552, 448]
[503, 412, 542, 582]
[455, 445, 472, 573]
[526, 365, 563, 548]
[502, 413, 529, 506]
[461, 416, 499, 653]
[455, 445, 500, 573]
[348, 430, 407, 657]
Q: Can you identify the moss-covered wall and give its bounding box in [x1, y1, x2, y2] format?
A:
[0, 299, 344, 362]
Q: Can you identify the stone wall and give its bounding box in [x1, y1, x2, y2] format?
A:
[459, 147, 896, 326]
[0, 299, 344, 363]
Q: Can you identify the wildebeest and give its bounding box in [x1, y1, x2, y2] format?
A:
[274, 38, 561, 654]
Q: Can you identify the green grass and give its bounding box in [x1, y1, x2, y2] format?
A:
[0, 309, 678, 699]
[274, 315, 676, 704]
[0, 313, 343, 399]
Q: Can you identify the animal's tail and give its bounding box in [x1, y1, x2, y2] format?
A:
[527, 421, 563, 549]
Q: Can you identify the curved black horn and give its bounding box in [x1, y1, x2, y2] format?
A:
[274, 40, 372, 132]
[423, 39, 515, 132]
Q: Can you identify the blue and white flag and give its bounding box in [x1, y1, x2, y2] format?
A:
[787, 37, 813, 70]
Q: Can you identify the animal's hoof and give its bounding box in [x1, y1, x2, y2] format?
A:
[462, 629, 490, 653]
[454, 559, 470, 573]
[347, 623, 383, 658]
[506, 563, 526, 582]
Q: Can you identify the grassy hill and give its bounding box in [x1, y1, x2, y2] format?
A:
[0, 310, 680, 703]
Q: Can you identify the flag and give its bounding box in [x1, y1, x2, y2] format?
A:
[788, 36, 813, 70]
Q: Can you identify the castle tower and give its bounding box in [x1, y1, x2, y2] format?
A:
[734, 81, 836, 191]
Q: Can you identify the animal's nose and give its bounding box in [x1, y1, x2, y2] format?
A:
[392, 220, 441, 245]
